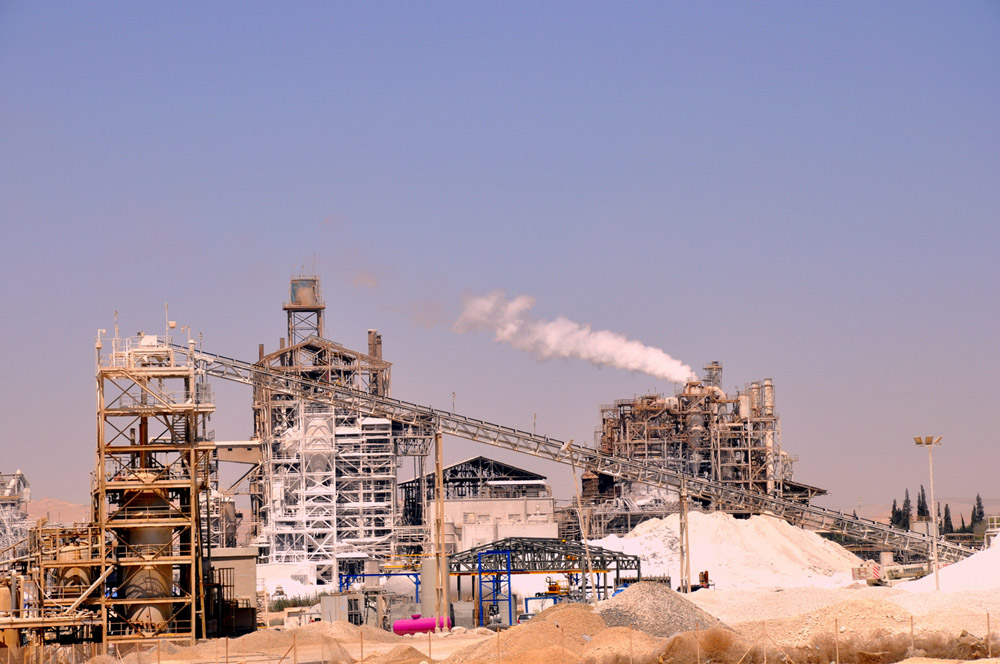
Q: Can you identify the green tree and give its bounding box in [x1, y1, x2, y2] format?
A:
[943, 503, 954, 534]
[901, 489, 912, 530]
[890, 499, 900, 528]
[917, 485, 929, 518]
[972, 493, 985, 527]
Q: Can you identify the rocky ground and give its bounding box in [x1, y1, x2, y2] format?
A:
[59, 581, 1000, 664]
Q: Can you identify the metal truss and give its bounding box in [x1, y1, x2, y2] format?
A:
[450, 537, 641, 576]
[173, 344, 976, 563]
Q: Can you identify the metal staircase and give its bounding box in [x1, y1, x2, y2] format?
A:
[175, 343, 976, 563]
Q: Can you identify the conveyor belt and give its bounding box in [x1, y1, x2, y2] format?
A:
[176, 344, 976, 562]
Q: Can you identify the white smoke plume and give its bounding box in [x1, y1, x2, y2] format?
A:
[455, 291, 694, 383]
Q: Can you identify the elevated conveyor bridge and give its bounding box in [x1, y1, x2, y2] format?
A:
[175, 343, 976, 563]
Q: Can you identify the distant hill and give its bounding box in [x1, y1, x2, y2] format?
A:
[26, 498, 89, 526]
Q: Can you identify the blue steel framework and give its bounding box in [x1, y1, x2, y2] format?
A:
[476, 550, 513, 628]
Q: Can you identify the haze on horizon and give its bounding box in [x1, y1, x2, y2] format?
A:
[1, 3, 997, 514]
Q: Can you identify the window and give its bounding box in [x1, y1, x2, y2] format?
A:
[347, 598, 362, 626]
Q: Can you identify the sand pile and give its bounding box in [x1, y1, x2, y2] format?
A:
[731, 596, 913, 646]
[359, 644, 431, 664]
[445, 603, 605, 664]
[688, 587, 849, 624]
[597, 582, 727, 637]
[898, 537, 1000, 592]
[157, 624, 356, 662]
[689, 585, 1000, 643]
[315, 620, 405, 643]
[581, 625, 666, 663]
[592, 511, 860, 589]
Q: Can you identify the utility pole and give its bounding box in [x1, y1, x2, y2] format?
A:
[914, 436, 942, 591]
[434, 430, 448, 629]
[679, 478, 691, 593]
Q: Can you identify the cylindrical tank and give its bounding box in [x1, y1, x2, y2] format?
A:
[303, 417, 333, 471]
[762, 379, 775, 416]
[54, 542, 92, 599]
[418, 555, 452, 622]
[363, 560, 381, 590]
[738, 395, 751, 419]
[121, 490, 173, 630]
[392, 614, 452, 635]
[687, 412, 705, 450]
[419, 557, 435, 617]
[0, 578, 18, 649]
[748, 382, 761, 417]
[289, 278, 320, 307]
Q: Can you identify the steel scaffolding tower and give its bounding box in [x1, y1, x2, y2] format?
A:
[94, 331, 214, 647]
[251, 276, 430, 583]
[0, 471, 29, 558]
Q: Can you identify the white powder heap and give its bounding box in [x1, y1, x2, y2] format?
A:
[896, 536, 1000, 592]
[591, 511, 861, 590]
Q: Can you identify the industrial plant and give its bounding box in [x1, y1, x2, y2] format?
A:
[0, 276, 980, 660]
[576, 364, 825, 539]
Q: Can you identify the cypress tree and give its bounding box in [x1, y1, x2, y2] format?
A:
[901, 489, 912, 530]
[943, 504, 954, 534]
[972, 493, 985, 527]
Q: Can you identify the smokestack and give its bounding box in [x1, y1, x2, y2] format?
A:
[367, 329, 383, 359]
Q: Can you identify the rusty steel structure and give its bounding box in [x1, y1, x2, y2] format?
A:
[581, 362, 825, 537]
[0, 330, 218, 656]
[92, 329, 215, 647]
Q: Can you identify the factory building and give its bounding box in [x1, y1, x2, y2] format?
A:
[577, 362, 826, 538]
[400, 456, 558, 553]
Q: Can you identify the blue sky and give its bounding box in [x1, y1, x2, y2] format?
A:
[1, 2, 998, 515]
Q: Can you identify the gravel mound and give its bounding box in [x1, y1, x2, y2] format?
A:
[596, 582, 728, 637]
[445, 603, 604, 664]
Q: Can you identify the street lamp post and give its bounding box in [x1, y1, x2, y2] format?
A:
[913, 435, 942, 591]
